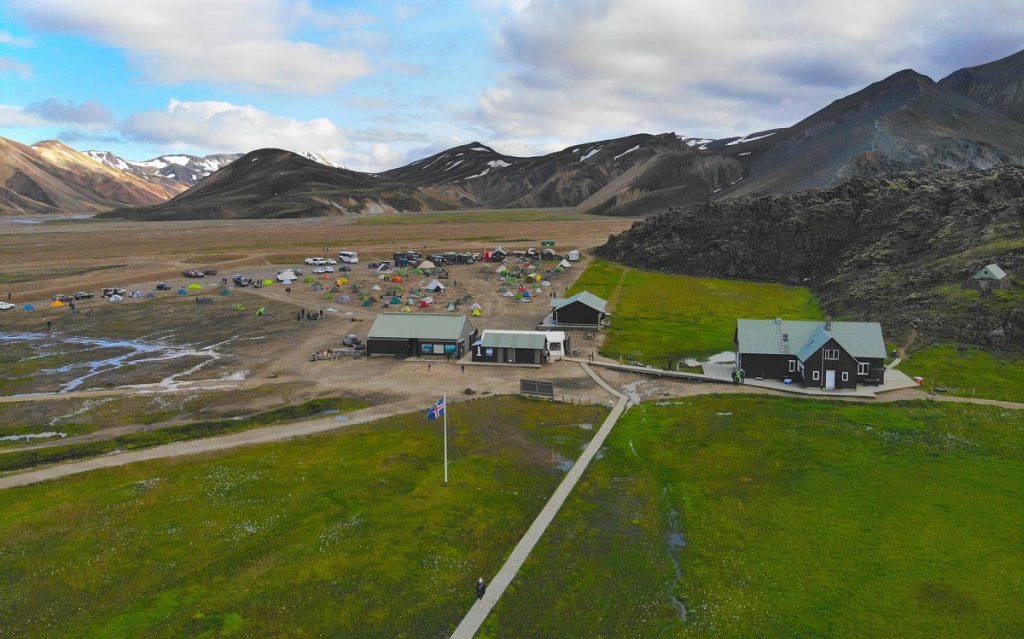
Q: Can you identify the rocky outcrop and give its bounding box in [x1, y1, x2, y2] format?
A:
[598, 167, 1024, 352]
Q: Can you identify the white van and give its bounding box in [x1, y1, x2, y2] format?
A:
[567, 250, 580, 262]
[338, 251, 359, 264]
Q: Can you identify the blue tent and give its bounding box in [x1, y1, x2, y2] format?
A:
[177, 288, 187, 295]
[23, 303, 34, 310]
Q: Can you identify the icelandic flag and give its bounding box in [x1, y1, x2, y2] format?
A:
[426, 397, 446, 421]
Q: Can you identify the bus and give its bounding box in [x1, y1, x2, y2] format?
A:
[338, 251, 359, 264]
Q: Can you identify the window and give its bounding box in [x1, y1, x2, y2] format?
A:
[824, 349, 840, 360]
[788, 359, 796, 372]
[812, 370, 820, 381]
[842, 372, 849, 382]
[857, 362, 870, 375]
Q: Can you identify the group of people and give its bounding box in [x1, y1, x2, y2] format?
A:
[296, 308, 325, 321]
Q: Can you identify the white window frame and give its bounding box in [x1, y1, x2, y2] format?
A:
[788, 359, 796, 372]
[824, 349, 840, 360]
[812, 370, 820, 381]
[857, 362, 870, 375]
[841, 372, 849, 382]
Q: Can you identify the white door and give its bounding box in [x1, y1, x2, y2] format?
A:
[825, 370, 836, 390]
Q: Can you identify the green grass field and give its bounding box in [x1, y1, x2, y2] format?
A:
[0, 396, 606, 638]
[898, 344, 1024, 403]
[570, 260, 822, 364]
[481, 396, 1024, 638]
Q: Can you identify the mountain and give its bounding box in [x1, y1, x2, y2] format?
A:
[940, 49, 1024, 125]
[709, 69, 1024, 200]
[99, 148, 457, 220]
[107, 135, 750, 220]
[83, 150, 242, 189]
[597, 166, 1024, 353]
[0, 137, 177, 213]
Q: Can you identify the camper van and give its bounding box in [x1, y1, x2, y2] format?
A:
[567, 250, 580, 262]
[338, 251, 359, 264]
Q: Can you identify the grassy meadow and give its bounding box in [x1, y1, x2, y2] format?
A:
[569, 260, 822, 365]
[898, 344, 1024, 404]
[0, 396, 607, 638]
[481, 395, 1024, 638]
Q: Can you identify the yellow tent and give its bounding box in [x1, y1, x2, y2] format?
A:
[49, 300, 64, 307]
[336, 277, 349, 286]
[471, 308, 482, 316]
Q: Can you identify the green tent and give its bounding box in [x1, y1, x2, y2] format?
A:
[361, 299, 373, 307]
[220, 289, 232, 296]
[230, 303, 246, 311]
[303, 276, 315, 283]
[390, 296, 403, 304]
[262, 279, 274, 286]
[186, 283, 202, 290]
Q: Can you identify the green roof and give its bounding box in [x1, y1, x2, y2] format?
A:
[368, 313, 473, 341]
[480, 330, 547, 350]
[736, 319, 886, 360]
[551, 291, 608, 313]
[974, 264, 1007, 280]
[795, 327, 833, 362]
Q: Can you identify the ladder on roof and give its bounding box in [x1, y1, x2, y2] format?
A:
[776, 316, 786, 353]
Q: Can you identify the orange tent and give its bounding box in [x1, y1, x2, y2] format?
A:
[49, 300, 65, 307]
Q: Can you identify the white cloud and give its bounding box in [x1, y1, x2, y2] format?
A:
[25, 98, 112, 125]
[11, 0, 370, 93]
[0, 104, 45, 127]
[478, 0, 1024, 140]
[0, 57, 31, 78]
[0, 31, 34, 47]
[119, 99, 416, 172]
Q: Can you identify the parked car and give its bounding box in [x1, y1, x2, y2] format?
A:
[0, 301, 14, 311]
[155, 283, 171, 291]
[312, 267, 326, 274]
[51, 294, 73, 302]
[342, 334, 362, 347]
[203, 268, 218, 276]
[102, 287, 127, 297]
[338, 265, 351, 272]
[325, 258, 337, 265]
[183, 269, 204, 278]
[232, 275, 251, 287]
[72, 291, 95, 300]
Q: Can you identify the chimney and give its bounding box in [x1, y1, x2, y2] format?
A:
[825, 314, 832, 331]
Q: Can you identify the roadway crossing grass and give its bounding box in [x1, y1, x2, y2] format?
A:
[570, 260, 822, 364]
[481, 396, 1024, 638]
[898, 344, 1024, 404]
[0, 396, 606, 639]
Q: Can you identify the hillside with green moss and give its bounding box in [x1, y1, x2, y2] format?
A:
[598, 166, 1024, 353]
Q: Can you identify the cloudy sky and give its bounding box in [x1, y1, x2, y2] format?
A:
[1, 0, 1022, 171]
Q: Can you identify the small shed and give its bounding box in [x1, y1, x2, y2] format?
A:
[473, 330, 548, 365]
[974, 264, 1007, 281]
[551, 291, 609, 328]
[366, 313, 476, 358]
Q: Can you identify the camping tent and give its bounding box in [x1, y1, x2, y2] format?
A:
[391, 276, 403, 283]
[496, 265, 508, 274]
[471, 308, 482, 316]
[177, 288, 187, 295]
[277, 269, 297, 282]
[49, 300, 64, 307]
[187, 283, 202, 290]
[23, 304, 34, 310]
[502, 291, 515, 297]
[336, 277, 348, 286]
[422, 296, 434, 304]
[541, 280, 551, 287]
[262, 279, 274, 286]
[231, 303, 246, 311]
[371, 284, 382, 291]
[401, 305, 412, 313]
[419, 300, 430, 308]
[559, 259, 572, 269]
[130, 290, 144, 298]
[426, 279, 445, 292]
[470, 302, 482, 310]
[311, 284, 324, 291]
[390, 296, 403, 305]
[304, 276, 315, 283]
[337, 295, 351, 303]
[418, 260, 436, 270]
[109, 294, 123, 302]
[362, 299, 374, 307]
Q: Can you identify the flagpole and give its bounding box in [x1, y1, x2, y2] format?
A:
[443, 392, 448, 486]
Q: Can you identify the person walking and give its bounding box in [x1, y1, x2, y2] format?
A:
[319, 308, 324, 319]
[461, 363, 465, 374]
[475, 577, 487, 605]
